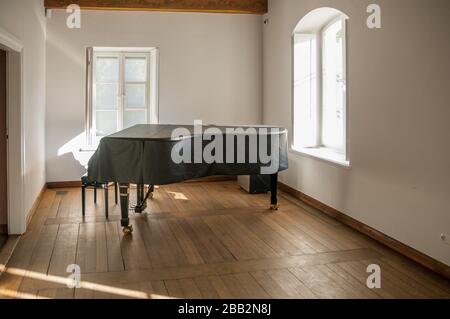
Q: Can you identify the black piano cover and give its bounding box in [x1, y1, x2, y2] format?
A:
[87, 124, 289, 185]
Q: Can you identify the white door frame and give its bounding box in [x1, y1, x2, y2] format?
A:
[0, 26, 26, 235]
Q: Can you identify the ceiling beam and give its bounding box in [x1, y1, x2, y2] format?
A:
[44, 0, 268, 15]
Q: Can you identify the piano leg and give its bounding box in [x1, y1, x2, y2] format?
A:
[134, 183, 148, 213]
[149, 185, 155, 199]
[119, 183, 133, 234]
[136, 184, 141, 206]
[270, 173, 279, 211]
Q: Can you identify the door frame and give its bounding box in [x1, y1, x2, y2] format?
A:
[0, 26, 26, 235]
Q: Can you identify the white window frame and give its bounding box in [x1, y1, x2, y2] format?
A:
[292, 15, 349, 167]
[86, 47, 159, 148]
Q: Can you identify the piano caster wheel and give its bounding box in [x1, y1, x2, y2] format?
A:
[270, 204, 279, 211]
[122, 225, 133, 235]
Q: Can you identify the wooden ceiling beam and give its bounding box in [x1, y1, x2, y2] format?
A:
[44, 0, 268, 15]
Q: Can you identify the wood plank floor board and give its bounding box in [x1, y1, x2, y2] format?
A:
[260, 212, 329, 253]
[178, 185, 211, 211]
[361, 258, 437, 299]
[119, 220, 152, 270]
[265, 269, 317, 299]
[275, 211, 345, 252]
[193, 276, 220, 299]
[220, 273, 252, 299]
[2, 192, 58, 297]
[334, 260, 417, 299]
[233, 214, 308, 256]
[214, 215, 279, 259]
[1, 184, 448, 299]
[289, 266, 355, 299]
[280, 193, 342, 227]
[180, 217, 235, 264]
[142, 218, 179, 268]
[164, 278, 203, 299]
[47, 194, 62, 219]
[250, 270, 292, 299]
[323, 264, 381, 299]
[47, 223, 79, 277]
[167, 219, 205, 265]
[56, 191, 73, 219]
[8, 250, 385, 292]
[69, 189, 83, 219]
[76, 222, 108, 273]
[26, 224, 59, 274]
[379, 256, 450, 297]
[196, 184, 226, 210]
[233, 272, 270, 299]
[150, 187, 179, 213]
[147, 280, 169, 299]
[283, 209, 364, 251]
[177, 278, 203, 299]
[37, 288, 74, 299]
[135, 217, 165, 269]
[158, 219, 189, 267]
[164, 279, 185, 299]
[105, 221, 125, 272]
[256, 214, 318, 254]
[208, 275, 235, 299]
[167, 184, 203, 212]
[0, 228, 43, 298]
[202, 215, 259, 261]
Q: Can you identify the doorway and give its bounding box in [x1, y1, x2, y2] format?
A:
[0, 49, 7, 248]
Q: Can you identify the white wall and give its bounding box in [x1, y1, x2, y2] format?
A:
[46, 10, 263, 182]
[263, 0, 450, 265]
[0, 0, 47, 227]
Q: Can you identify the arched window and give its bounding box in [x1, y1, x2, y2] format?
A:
[292, 8, 349, 166]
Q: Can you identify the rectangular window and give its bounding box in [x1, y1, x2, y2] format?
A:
[293, 16, 348, 166]
[86, 48, 159, 147]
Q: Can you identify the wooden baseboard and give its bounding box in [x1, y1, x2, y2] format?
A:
[278, 182, 450, 279]
[47, 181, 82, 189]
[26, 185, 47, 226]
[46, 176, 237, 189]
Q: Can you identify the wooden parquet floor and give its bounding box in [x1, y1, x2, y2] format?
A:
[0, 182, 449, 299]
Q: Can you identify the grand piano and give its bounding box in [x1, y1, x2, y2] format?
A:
[87, 124, 289, 234]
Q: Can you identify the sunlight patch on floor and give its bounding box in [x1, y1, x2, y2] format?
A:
[1, 265, 170, 299]
[168, 191, 189, 201]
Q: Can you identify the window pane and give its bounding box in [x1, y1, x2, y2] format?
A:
[96, 83, 119, 109]
[126, 84, 146, 108]
[96, 111, 117, 136]
[293, 35, 317, 149]
[123, 110, 146, 129]
[125, 57, 147, 82]
[95, 57, 119, 82]
[322, 19, 345, 151]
